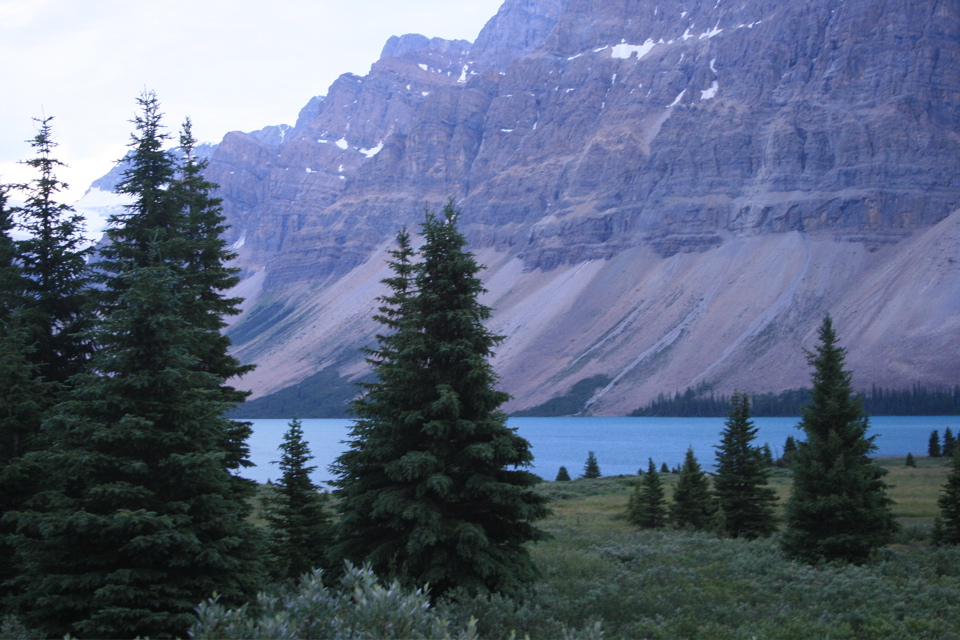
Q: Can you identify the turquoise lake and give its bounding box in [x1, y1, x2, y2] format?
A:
[240, 416, 958, 485]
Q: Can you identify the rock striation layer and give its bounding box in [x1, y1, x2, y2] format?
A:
[204, 0, 960, 414]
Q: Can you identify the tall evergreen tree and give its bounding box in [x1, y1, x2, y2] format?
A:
[332, 205, 548, 597]
[929, 430, 942, 458]
[713, 392, 778, 538]
[5, 94, 262, 637]
[933, 447, 960, 545]
[582, 451, 601, 479]
[14, 116, 92, 387]
[782, 315, 896, 563]
[628, 459, 668, 529]
[172, 118, 255, 492]
[670, 447, 716, 530]
[265, 418, 333, 582]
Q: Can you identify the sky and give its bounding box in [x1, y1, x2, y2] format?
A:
[0, 0, 505, 205]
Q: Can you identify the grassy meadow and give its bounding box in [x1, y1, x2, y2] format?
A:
[437, 456, 960, 639]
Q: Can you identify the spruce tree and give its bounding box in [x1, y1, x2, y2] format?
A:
[332, 205, 548, 597]
[628, 459, 668, 529]
[14, 116, 92, 388]
[265, 418, 332, 582]
[670, 447, 716, 530]
[5, 94, 262, 637]
[905, 452, 916, 468]
[929, 430, 942, 457]
[172, 118, 256, 494]
[713, 392, 778, 538]
[782, 315, 896, 563]
[933, 447, 960, 545]
[944, 428, 956, 458]
[555, 466, 571, 482]
[582, 451, 601, 479]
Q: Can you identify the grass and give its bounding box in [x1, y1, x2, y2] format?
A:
[438, 455, 960, 639]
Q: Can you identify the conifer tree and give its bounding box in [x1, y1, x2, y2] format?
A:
[172, 118, 255, 493]
[670, 447, 716, 530]
[6, 94, 262, 637]
[555, 466, 571, 482]
[782, 315, 896, 563]
[628, 459, 668, 529]
[332, 205, 548, 597]
[929, 430, 942, 457]
[905, 452, 916, 467]
[713, 392, 778, 538]
[582, 451, 601, 479]
[780, 435, 798, 467]
[14, 116, 92, 388]
[944, 428, 956, 458]
[933, 447, 960, 545]
[265, 418, 332, 582]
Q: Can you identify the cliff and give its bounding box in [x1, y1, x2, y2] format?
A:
[202, 0, 959, 415]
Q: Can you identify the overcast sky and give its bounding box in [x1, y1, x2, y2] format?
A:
[0, 0, 504, 204]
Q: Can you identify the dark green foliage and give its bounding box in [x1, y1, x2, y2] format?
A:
[934, 448, 960, 545]
[14, 116, 92, 388]
[944, 428, 956, 458]
[782, 316, 896, 563]
[630, 383, 960, 417]
[761, 443, 775, 466]
[510, 375, 611, 417]
[714, 392, 778, 538]
[930, 430, 942, 457]
[441, 528, 960, 640]
[192, 565, 478, 639]
[780, 435, 798, 467]
[669, 447, 716, 530]
[906, 453, 917, 467]
[660, 462, 670, 473]
[628, 459, 667, 529]
[332, 206, 549, 598]
[5, 94, 262, 638]
[582, 451, 601, 479]
[7, 262, 263, 638]
[555, 466, 571, 482]
[264, 418, 333, 581]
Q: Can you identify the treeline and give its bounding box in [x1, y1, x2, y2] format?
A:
[630, 384, 960, 417]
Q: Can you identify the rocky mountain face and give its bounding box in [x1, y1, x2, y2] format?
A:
[204, 0, 960, 415]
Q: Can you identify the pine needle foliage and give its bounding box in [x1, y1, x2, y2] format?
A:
[713, 392, 778, 538]
[265, 418, 333, 581]
[670, 447, 716, 530]
[555, 466, 571, 482]
[582, 451, 601, 479]
[628, 459, 668, 529]
[934, 448, 960, 545]
[782, 315, 896, 563]
[14, 116, 93, 388]
[5, 93, 262, 638]
[332, 204, 549, 598]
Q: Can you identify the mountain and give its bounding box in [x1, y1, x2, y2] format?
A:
[192, 0, 958, 416]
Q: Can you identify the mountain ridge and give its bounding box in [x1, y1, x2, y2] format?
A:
[100, 0, 960, 415]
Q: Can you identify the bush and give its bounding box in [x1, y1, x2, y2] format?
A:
[191, 564, 477, 640]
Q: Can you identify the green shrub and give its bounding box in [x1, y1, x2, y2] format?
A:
[191, 564, 477, 640]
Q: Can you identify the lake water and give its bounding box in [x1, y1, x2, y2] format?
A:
[240, 415, 959, 485]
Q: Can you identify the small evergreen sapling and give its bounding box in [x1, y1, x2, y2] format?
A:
[669, 447, 716, 530]
[905, 453, 916, 468]
[582, 451, 601, 479]
[713, 392, 778, 538]
[782, 315, 896, 563]
[555, 466, 571, 482]
[944, 428, 956, 458]
[933, 447, 960, 545]
[929, 430, 942, 458]
[628, 459, 667, 529]
[265, 418, 333, 582]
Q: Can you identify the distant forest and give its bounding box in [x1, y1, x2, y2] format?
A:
[629, 384, 960, 417]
